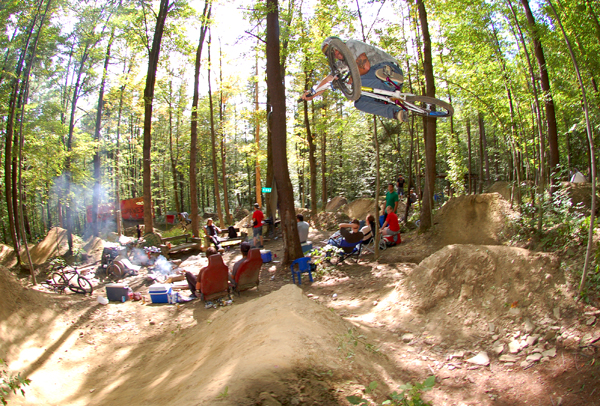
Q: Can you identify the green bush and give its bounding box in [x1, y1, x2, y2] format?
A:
[0, 359, 31, 406]
[347, 376, 436, 406]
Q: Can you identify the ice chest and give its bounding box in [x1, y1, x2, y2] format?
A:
[105, 283, 130, 302]
[260, 249, 272, 263]
[301, 241, 313, 254]
[149, 284, 172, 304]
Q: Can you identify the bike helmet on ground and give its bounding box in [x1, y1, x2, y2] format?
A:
[321, 36, 342, 55]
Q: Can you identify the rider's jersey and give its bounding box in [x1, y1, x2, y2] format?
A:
[345, 39, 398, 69]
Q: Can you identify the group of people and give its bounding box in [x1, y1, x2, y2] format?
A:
[205, 203, 266, 252]
[183, 241, 254, 300]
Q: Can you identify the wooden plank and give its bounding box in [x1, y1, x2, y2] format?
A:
[162, 234, 191, 243]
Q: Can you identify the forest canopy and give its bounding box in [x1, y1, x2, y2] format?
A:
[0, 0, 598, 248]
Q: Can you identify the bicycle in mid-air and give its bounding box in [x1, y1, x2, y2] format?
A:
[307, 38, 453, 118]
[41, 261, 94, 295]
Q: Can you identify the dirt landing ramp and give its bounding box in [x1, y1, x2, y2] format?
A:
[66, 285, 384, 406]
[432, 193, 516, 246]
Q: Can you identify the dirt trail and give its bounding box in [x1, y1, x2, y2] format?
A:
[1, 194, 599, 405]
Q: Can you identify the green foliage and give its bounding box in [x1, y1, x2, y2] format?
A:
[0, 359, 31, 406]
[347, 376, 435, 406]
[337, 328, 379, 361]
[508, 183, 588, 252]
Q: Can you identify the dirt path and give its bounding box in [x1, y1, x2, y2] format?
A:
[2, 219, 599, 405]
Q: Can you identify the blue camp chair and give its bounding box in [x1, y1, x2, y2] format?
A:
[326, 228, 364, 265]
[290, 257, 314, 285]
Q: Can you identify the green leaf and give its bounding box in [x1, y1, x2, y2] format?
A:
[346, 395, 368, 405]
[423, 375, 436, 388]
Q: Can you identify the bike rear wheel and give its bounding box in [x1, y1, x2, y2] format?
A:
[403, 95, 453, 118]
[50, 272, 68, 293]
[327, 39, 361, 101]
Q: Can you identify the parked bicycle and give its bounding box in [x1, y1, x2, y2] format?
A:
[304, 38, 453, 118]
[41, 262, 93, 295]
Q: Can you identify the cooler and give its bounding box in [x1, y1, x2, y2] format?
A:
[260, 249, 272, 263]
[105, 283, 130, 302]
[149, 284, 172, 304]
[301, 241, 313, 254]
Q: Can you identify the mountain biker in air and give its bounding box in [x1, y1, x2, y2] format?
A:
[301, 36, 408, 122]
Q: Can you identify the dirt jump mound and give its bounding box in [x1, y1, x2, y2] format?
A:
[95, 284, 382, 406]
[433, 193, 515, 246]
[406, 244, 563, 317]
[0, 266, 47, 323]
[343, 198, 376, 221]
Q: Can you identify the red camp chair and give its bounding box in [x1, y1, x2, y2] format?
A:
[231, 248, 263, 295]
[200, 254, 230, 302]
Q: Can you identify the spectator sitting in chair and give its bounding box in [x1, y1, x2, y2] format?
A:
[361, 214, 376, 242]
[297, 214, 310, 244]
[328, 219, 361, 247]
[205, 218, 223, 252]
[184, 246, 218, 299]
[229, 242, 251, 285]
[381, 206, 400, 236]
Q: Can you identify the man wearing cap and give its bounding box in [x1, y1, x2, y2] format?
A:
[301, 37, 407, 122]
[229, 241, 251, 285]
[251, 203, 264, 248]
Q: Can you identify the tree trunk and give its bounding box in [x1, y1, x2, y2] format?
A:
[266, 0, 302, 264]
[208, 32, 224, 228]
[302, 96, 318, 215]
[143, 0, 170, 233]
[521, 0, 559, 190]
[467, 118, 472, 194]
[92, 31, 113, 236]
[219, 46, 232, 225]
[190, 1, 211, 238]
[254, 53, 262, 209]
[416, 0, 436, 231]
[478, 113, 485, 194]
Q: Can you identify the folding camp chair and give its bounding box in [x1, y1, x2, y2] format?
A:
[327, 228, 364, 265]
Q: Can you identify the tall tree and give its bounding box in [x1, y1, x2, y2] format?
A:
[142, 0, 171, 233]
[190, 0, 211, 238]
[520, 0, 559, 188]
[416, 0, 437, 231]
[266, 0, 302, 263]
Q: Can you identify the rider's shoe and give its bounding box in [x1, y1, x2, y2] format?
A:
[395, 110, 409, 123]
[375, 65, 404, 86]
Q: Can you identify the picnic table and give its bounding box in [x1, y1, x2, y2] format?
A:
[160, 233, 202, 257]
[204, 227, 247, 249]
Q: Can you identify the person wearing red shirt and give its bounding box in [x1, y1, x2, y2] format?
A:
[381, 205, 400, 236]
[251, 203, 264, 248]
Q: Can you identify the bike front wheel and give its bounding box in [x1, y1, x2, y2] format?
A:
[77, 276, 94, 295]
[403, 95, 453, 118]
[327, 39, 361, 101]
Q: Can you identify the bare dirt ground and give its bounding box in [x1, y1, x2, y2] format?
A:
[1, 193, 599, 406]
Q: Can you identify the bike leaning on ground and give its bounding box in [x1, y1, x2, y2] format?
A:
[41, 263, 94, 295]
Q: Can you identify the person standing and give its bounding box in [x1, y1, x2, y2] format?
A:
[296, 214, 310, 243]
[406, 188, 418, 215]
[252, 203, 264, 248]
[396, 175, 405, 197]
[386, 183, 399, 213]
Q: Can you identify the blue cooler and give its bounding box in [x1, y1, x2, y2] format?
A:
[260, 250, 272, 263]
[149, 284, 172, 304]
[301, 241, 313, 254]
[106, 283, 130, 302]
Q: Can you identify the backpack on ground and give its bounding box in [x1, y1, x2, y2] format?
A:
[228, 226, 237, 238]
[383, 233, 400, 247]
